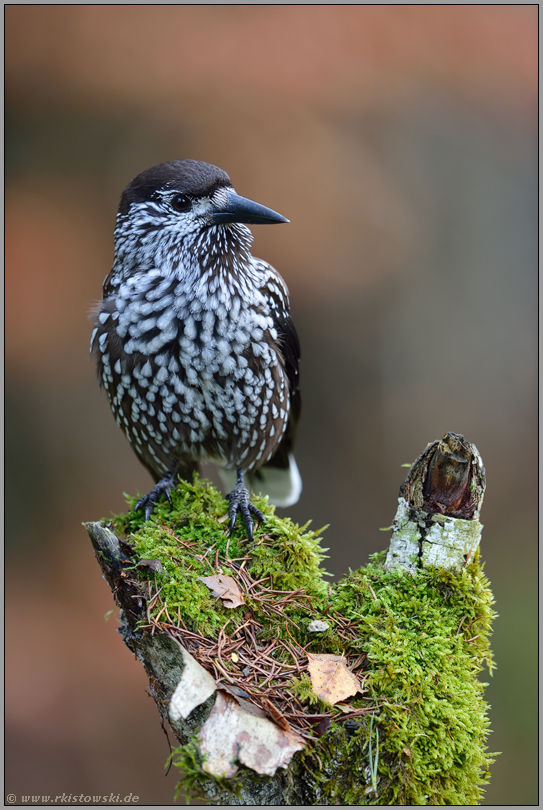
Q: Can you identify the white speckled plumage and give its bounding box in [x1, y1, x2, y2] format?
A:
[92, 160, 301, 516]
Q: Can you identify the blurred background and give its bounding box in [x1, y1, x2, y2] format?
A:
[5, 6, 537, 805]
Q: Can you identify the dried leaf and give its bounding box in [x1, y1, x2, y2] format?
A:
[198, 691, 305, 777]
[137, 558, 165, 575]
[313, 716, 332, 737]
[306, 653, 362, 705]
[199, 574, 244, 608]
[262, 697, 291, 731]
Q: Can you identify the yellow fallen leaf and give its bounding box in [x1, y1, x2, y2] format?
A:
[306, 653, 362, 705]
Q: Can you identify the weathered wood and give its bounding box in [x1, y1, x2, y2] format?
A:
[86, 521, 307, 806]
[385, 432, 486, 573]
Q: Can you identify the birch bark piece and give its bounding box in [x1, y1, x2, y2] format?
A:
[169, 646, 217, 723]
[385, 497, 482, 573]
[307, 620, 330, 633]
[384, 497, 421, 574]
[421, 514, 482, 569]
[198, 691, 305, 778]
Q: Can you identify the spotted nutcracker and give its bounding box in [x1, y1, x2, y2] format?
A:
[91, 160, 301, 539]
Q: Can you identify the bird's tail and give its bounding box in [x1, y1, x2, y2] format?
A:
[218, 454, 302, 508]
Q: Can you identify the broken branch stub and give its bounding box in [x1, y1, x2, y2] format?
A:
[85, 520, 307, 794]
[385, 432, 486, 573]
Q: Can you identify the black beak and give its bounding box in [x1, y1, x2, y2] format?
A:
[211, 190, 289, 225]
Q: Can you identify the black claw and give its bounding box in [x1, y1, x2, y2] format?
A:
[248, 501, 266, 522]
[226, 468, 264, 541]
[134, 495, 146, 513]
[134, 467, 177, 520]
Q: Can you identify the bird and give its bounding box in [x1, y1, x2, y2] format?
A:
[91, 159, 301, 540]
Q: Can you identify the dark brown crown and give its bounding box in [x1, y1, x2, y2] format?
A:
[119, 160, 232, 215]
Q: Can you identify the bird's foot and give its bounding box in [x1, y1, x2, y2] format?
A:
[226, 468, 266, 542]
[135, 468, 177, 521]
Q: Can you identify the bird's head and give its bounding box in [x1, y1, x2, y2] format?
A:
[115, 160, 288, 251]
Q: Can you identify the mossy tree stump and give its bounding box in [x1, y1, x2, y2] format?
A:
[86, 433, 497, 805]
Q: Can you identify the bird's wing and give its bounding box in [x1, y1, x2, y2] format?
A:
[91, 294, 197, 484]
[218, 259, 302, 505]
[254, 259, 301, 469]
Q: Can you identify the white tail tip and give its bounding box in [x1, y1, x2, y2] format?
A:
[218, 454, 302, 508]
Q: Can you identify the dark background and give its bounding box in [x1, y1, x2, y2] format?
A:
[6, 7, 537, 805]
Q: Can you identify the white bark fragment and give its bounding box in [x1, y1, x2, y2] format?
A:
[169, 646, 217, 723]
[421, 515, 482, 570]
[384, 498, 421, 574]
[385, 497, 483, 574]
[198, 691, 305, 778]
[307, 620, 330, 633]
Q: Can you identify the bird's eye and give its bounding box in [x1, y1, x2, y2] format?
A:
[171, 194, 191, 213]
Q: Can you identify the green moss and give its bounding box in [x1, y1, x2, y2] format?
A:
[110, 474, 498, 805]
[327, 552, 498, 805]
[110, 473, 330, 637]
[249, 517, 330, 597]
[169, 734, 248, 806]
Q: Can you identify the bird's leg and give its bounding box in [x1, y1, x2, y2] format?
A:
[226, 467, 266, 542]
[135, 464, 178, 521]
